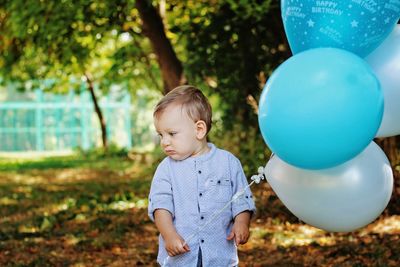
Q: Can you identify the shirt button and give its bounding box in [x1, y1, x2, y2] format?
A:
[199, 193, 203, 197]
[198, 170, 201, 174]
[200, 216, 204, 220]
[201, 239, 204, 243]
[217, 180, 221, 184]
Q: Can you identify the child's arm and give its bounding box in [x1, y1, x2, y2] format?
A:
[228, 155, 256, 245]
[154, 209, 190, 256]
[227, 211, 252, 245]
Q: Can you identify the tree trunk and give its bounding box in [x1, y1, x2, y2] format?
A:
[376, 136, 400, 214]
[85, 73, 108, 150]
[135, 0, 186, 94]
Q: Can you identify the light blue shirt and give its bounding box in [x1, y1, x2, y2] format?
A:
[148, 143, 256, 266]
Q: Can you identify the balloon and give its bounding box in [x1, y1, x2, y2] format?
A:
[281, 0, 400, 57]
[366, 25, 400, 138]
[265, 142, 393, 232]
[258, 48, 383, 169]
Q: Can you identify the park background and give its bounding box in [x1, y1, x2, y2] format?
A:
[0, 0, 399, 266]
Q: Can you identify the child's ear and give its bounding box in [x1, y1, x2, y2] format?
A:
[195, 120, 207, 139]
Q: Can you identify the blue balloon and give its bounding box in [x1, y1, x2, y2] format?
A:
[281, 0, 400, 57]
[258, 48, 383, 169]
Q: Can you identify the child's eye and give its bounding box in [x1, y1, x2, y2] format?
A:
[157, 133, 163, 138]
[169, 132, 177, 136]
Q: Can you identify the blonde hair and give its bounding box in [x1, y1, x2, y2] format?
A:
[153, 85, 212, 133]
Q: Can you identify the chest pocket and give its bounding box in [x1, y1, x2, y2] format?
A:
[206, 178, 232, 203]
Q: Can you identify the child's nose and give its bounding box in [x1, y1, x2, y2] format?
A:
[161, 136, 170, 146]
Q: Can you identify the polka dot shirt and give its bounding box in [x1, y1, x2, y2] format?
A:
[148, 143, 256, 266]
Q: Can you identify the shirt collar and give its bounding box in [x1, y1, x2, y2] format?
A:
[192, 142, 216, 163]
[170, 142, 216, 163]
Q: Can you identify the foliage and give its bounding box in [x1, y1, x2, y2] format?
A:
[1, 0, 289, 118]
[0, 0, 161, 93]
[166, 0, 290, 128]
[211, 122, 270, 176]
[1, 1, 289, 139]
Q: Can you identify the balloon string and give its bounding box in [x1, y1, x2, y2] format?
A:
[162, 167, 266, 266]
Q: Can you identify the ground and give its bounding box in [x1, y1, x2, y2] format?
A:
[0, 155, 399, 266]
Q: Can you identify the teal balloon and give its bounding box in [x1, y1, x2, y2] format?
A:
[258, 48, 383, 169]
[281, 0, 400, 57]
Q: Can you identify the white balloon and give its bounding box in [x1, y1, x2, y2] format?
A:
[366, 25, 400, 138]
[265, 142, 393, 232]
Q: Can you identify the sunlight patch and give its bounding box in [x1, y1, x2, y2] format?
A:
[108, 199, 147, 211]
[63, 234, 83, 246]
[0, 197, 18, 205]
[6, 174, 46, 184]
[18, 224, 39, 234]
[250, 223, 337, 248]
[362, 215, 400, 235]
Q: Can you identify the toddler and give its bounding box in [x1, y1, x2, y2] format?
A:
[148, 85, 256, 266]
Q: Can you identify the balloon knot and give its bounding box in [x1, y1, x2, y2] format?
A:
[251, 166, 266, 184]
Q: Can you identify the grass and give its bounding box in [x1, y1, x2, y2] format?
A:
[0, 151, 399, 266]
[0, 151, 133, 172]
[0, 151, 155, 264]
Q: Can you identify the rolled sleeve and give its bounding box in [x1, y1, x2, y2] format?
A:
[230, 156, 256, 218]
[148, 161, 175, 221]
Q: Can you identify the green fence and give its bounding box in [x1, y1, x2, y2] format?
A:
[0, 89, 132, 152]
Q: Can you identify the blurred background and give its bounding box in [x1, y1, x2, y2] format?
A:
[0, 1, 399, 266]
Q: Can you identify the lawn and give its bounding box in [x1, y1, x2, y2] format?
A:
[0, 153, 399, 266]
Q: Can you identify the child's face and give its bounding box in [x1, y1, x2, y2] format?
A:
[154, 104, 203, 161]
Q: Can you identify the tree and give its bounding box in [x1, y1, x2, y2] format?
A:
[135, 0, 186, 93]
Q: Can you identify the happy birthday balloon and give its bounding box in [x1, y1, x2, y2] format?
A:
[366, 25, 400, 138]
[265, 142, 393, 232]
[281, 0, 400, 57]
[258, 48, 383, 169]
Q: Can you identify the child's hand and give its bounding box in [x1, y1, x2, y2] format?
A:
[227, 220, 250, 245]
[164, 233, 190, 257]
[227, 211, 252, 245]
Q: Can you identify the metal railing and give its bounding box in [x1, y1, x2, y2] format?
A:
[0, 89, 132, 152]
